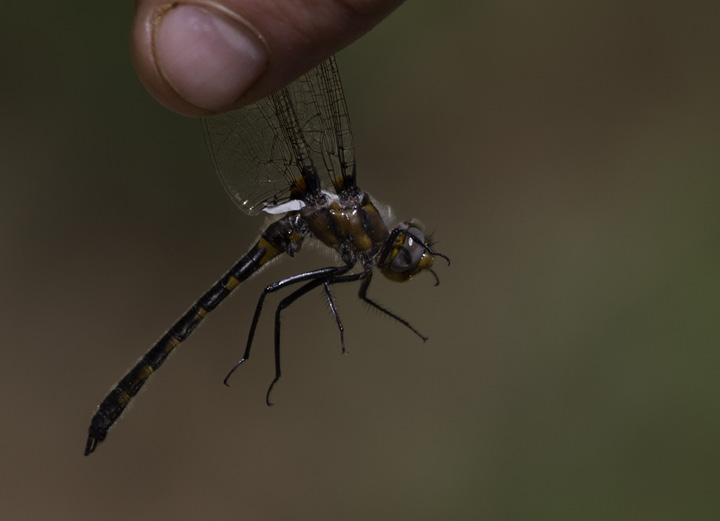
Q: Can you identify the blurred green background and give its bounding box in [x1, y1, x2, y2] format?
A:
[2, 1, 719, 519]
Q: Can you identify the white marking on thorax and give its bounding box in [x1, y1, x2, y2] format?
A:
[262, 200, 307, 214]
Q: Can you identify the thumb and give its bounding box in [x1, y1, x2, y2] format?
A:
[131, 0, 403, 116]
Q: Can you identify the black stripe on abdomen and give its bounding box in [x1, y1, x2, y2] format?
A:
[84, 245, 268, 455]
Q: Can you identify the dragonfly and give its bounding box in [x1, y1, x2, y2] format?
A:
[84, 56, 449, 456]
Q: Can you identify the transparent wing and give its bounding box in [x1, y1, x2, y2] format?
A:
[202, 56, 357, 216]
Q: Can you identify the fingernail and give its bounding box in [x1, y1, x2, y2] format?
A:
[152, 3, 268, 111]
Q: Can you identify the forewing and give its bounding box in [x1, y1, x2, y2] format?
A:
[202, 56, 357, 216]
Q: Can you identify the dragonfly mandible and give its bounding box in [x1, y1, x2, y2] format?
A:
[84, 56, 449, 456]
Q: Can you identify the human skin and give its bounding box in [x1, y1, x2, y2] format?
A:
[131, 0, 404, 116]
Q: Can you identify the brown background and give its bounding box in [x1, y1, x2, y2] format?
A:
[2, 1, 719, 519]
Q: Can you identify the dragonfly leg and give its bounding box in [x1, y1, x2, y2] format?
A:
[265, 270, 372, 404]
[224, 265, 353, 390]
[323, 281, 347, 355]
[266, 276, 332, 405]
[358, 270, 428, 342]
[265, 264, 382, 404]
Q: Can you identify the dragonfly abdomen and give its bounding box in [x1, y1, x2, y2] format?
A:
[84, 218, 304, 455]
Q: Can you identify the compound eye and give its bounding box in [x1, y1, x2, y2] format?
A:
[390, 227, 426, 272]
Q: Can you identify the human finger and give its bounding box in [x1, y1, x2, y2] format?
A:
[131, 0, 404, 116]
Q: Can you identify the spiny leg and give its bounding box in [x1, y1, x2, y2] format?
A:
[358, 270, 428, 342]
[263, 268, 426, 404]
[322, 271, 382, 351]
[315, 269, 429, 342]
[265, 274, 372, 403]
[323, 281, 347, 354]
[266, 276, 332, 405]
[224, 265, 351, 386]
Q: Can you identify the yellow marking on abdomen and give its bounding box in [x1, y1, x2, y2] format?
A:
[163, 336, 180, 354]
[257, 238, 281, 264]
[117, 390, 131, 405]
[137, 364, 154, 380]
[224, 276, 240, 291]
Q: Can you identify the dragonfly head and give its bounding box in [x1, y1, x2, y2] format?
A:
[380, 223, 449, 283]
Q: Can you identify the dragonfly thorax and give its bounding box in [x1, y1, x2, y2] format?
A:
[299, 192, 389, 265]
